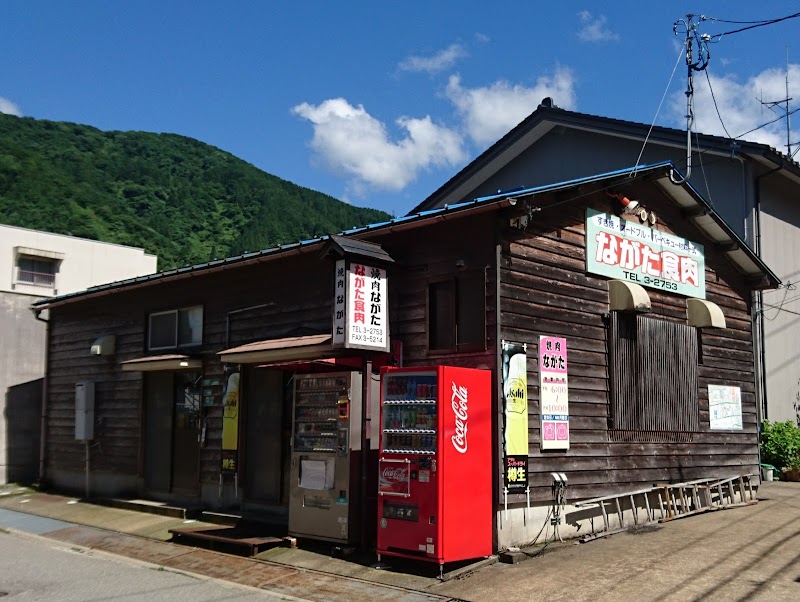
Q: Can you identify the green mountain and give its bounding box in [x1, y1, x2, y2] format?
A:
[0, 113, 391, 269]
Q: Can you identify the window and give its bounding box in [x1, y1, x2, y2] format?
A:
[608, 313, 698, 439]
[148, 306, 203, 350]
[428, 271, 486, 352]
[16, 255, 58, 288]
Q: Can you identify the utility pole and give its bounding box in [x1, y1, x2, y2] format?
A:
[670, 14, 712, 185]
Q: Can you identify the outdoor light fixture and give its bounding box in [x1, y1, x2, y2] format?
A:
[179, 360, 189, 367]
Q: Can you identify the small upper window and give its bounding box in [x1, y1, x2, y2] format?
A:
[17, 255, 58, 288]
[428, 271, 486, 352]
[148, 306, 203, 350]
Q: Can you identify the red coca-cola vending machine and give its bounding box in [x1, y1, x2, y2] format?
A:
[377, 366, 492, 571]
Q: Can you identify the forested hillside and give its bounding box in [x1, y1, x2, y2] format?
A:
[0, 113, 390, 269]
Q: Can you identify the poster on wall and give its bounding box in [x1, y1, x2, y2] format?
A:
[539, 336, 570, 451]
[585, 208, 706, 299]
[332, 259, 389, 352]
[221, 368, 240, 472]
[502, 342, 528, 492]
[708, 384, 743, 430]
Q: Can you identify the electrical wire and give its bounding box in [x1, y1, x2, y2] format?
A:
[708, 11, 800, 40]
[631, 44, 686, 177]
[704, 69, 733, 139]
[736, 106, 800, 140]
[694, 129, 714, 206]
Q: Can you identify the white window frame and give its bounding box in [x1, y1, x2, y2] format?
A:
[148, 306, 203, 351]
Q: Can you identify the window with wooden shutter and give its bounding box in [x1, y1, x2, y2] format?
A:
[609, 313, 698, 441]
[428, 271, 486, 352]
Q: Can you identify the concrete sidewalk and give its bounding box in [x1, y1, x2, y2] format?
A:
[2, 482, 799, 601]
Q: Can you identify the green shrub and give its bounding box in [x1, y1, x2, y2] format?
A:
[760, 420, 800, 472]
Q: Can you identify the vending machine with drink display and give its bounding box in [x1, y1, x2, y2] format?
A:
[377, 366, 492, 569]
[289, 372, 365, 544]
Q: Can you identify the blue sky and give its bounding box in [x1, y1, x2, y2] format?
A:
[3, 1, 800, 217]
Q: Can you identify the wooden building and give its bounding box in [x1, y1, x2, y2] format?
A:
[34, 161, 778, 551]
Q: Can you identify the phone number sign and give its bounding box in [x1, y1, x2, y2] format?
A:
[586, 208, 706, 299]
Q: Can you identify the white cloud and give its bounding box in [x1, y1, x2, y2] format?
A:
[0, 97, 22, 116]
[292, 98, 467, 193]
[673, 65, 800, 153]
[399, 44, 467, 74]
[445, 67, 577, 146]
[577, 11, 619, 42]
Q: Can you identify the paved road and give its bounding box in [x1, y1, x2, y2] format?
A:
[434, 482, 800, 602]
[0, 528, 294, 601]
[2, 482, 799, 601]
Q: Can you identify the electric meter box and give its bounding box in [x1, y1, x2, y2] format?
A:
[75, 381, 95, 441]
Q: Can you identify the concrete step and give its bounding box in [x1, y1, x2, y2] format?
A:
[97, 498, 200, 520]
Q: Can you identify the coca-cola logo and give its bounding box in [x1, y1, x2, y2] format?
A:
[451, 381, 469, 453]
[381, 467, 408, 482]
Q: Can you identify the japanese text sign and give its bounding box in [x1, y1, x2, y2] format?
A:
[502, 342, 528, 491]
[539, 336, 569, 450]
[586, 208, 706, 299]
[332, 259, 389, 352]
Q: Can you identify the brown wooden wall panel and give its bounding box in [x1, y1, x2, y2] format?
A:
[498, 191, 760, 504]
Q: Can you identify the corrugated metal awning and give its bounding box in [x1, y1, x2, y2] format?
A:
[120, 354, 202, 372]
[218, 334, 338, 364]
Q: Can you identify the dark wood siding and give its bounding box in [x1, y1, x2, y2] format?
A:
[45, 252, 338, 492]
[499, 190, 759, 503]
[45, 216, 499, 498]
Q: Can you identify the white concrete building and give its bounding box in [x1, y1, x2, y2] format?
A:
[1, 224, 157, 483]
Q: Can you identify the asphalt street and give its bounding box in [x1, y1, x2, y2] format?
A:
[0, 528, 296, 601]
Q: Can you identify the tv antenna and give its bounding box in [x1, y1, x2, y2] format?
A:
[758, 48, 798, 158]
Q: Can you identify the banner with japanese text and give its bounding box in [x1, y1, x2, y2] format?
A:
[332, 260, 389, 352]
[502, 342, 528, 492]
[585, 208, 706, 299]
[221, 368, 240, 473]
[539, 336, 570, 451]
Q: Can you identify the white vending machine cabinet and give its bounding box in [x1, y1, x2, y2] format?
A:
[288, 371, 363, 543]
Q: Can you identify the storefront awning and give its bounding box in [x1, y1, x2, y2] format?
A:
[120, 354, 202, 372]
[218, 334, 339, 364]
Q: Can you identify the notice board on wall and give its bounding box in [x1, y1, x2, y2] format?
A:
[708, 385, 743, 430]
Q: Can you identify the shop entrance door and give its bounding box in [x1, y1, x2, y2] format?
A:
[243, 368, 285, 502]
[144, 372, 201, 495]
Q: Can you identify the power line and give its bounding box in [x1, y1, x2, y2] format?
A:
[708, 11, 800, 40]
[704, 69, 733, 139]
[631, 44, 686, 177]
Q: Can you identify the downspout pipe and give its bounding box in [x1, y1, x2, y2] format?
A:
[33, 306, 49, 484]
[754, 162, 785, 423]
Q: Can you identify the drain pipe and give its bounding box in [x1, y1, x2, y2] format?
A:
[33, 306, 50, 484]
[754, 162, 785, 422]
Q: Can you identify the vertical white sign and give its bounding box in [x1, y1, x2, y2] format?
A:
[332, 259, 346, 346]
[539, 336, 569, 450]
[346, 262, 388, 351]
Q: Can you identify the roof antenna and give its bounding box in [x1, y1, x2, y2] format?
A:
[670, 15, 711, 185]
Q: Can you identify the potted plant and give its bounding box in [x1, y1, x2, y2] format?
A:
[760, 420, 800, 481]
[784, 454, 800, 482]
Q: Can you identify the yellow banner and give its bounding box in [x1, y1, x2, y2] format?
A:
[503, 344, 528, 456]
[221, 370, 240, 472]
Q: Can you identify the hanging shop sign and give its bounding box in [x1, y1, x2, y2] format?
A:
[540, 336, 570, 451]
[708, 384, 743, 430]
[332, 259, 389, 352]
[502, 342, 528, 492]
[585, 208, 706, 299]
[221, 368, 240, 472]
